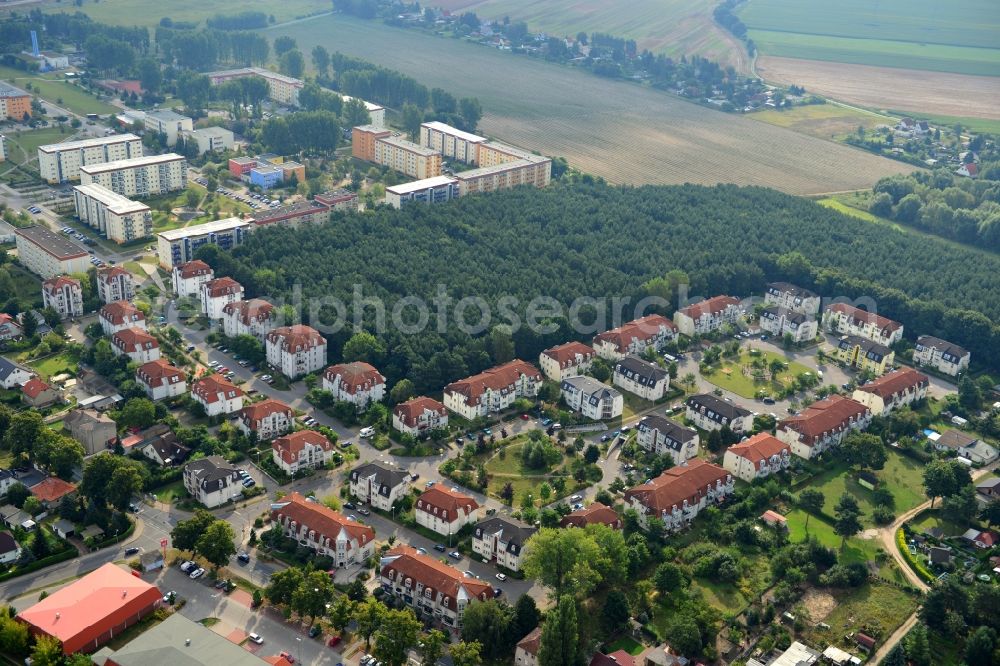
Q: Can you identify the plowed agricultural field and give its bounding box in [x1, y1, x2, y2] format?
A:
[268, 15, 908, 195]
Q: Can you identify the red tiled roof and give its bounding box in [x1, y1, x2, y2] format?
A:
[726, 433, 790, 470]
[541, 341, 596, 367]
[677, 295, 740, 320]
[136, 359, 185, 388]
[31, 477, 77, 503]
[393, 396, 446, 427]
[517, 627, 542, 657]
[222, 298, 274, 325]
[560, 502, 621, 529]
[856, 368, 928, 400]
[444, 360, 541, 406]
[779, 395, 870, 445]
[590, 651, 635, 666]
[240, 398, 292, 424]
[593, 315, 676, 354]
[380, 545, 494, 611]
[323, 361, 384, 395]
[42, 275, 81, 292]
[272, 430, 333, 464]
[175, 260, 213, 279]
[192, 373, 243, 404]
[272, 492, 373, 550]
[203, 277, 243, 298]
[21, 377, 52, 399]
[96, 266, 130, 281]
[99, 301, 144, 326]
[624, 459, 729, 515]
[267, 325, 325, 351]
[111, 327, 158, 354]
[761, 510, 787, 524]
[417, 486, 479, 519]
[961, 163, 979, 176]
[826, 303, 901, 333]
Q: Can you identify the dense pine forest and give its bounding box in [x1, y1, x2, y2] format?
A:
[211, 182, 1000, 393]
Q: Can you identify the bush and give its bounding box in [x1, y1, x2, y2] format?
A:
[872, 504, 895, 525]
[896, 528, 935, 583]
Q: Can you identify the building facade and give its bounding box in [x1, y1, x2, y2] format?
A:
[851, 368, 929, 416]
[171, 260, 214, 298]
[143, 109, 193, 146]
[472, 516, 536, 572]
[271, 430, 334, 475]
[913, 335, 970, 377]
[685, 393, 753, 433]
[592, 315, 677, 361]
[722, 432, 791, 482]
[180, 126, 234, 154]
[237, 399, 293, 440]
[624, 460, 734, 530]
[349, 462, 410, 511]
[79, 153, 187, 197]
[136, 359, 187, 401]
[221, 298, 276, 341]
[110, 328, 160, 363]
[673, 295, 743, 336]
[158, 218, 249, 268]
[191, 373, 244, 417]
[96, 266, 135, 304]
[99, 300, 146, 335]
[200, 277, 244, 321]
[15, 226, 90, 278]
[206, 67, 303, 104]
[374, 135, 443, 179]
[41, 276, 83, 318]
[393, 396, 449, 436]
[0, 82, 31, 121]
[636, 415, 699, 465]
[272, 492, 376, 566]
[183, 456, 242, 508]
[443, 360, 542, 420]
[613, 356, 669, 401]
[454, 155, 551, 196]
[822, 303, 903, 346]
[385, 176, 459, 208]
[835, 335, 895, 376]
[777, 395, 872, 459]
[72, 183, 152, 244]
[560, 376, 623, 421]
[420, 121, 486, 164]
[763, 282, 820, 316]
[266, 325, 327, 379]
[759, 306, 817, 343]
[415, 486, 479, 536]
[37, 134, 143, 184]
[539, 341, 596, 381]
[250, 201, 329, 228]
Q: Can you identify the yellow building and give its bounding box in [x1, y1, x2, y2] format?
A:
[835, 335, 895, 376]
[373, 135, 442, 180]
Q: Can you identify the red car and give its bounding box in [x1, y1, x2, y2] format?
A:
[520, 413, 530, 420]
[327, 635, 342, 648]
[279, 651, 295, 664]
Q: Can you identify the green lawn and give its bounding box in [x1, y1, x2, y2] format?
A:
[704, 349, 813, 399]
[0, 64, 118, 116]
[481, 438, 581, 506]
[605, 636, 645, 656]
[802, 583, 919, 649]
[908, 508, 970, 538]
[693, 577, 750, 614]
[0, 126, 75, 175]
[786, 509, 882, 565]
[44, 0, 330, 28]
[27, 351, 80, 380]
[150, 480, 188, 505]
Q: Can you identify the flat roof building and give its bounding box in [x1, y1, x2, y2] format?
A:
[385, 175, 459, 208]
[73, 183, 152, 244]
[374, 135, 443, 180]
[80, 153, 187, 198]
[15, 226, 90, 278]
[420, 121, 487, 164]
[0, 82, 31, 121]
[205, 67, 303, 105]
[37, 133, 143, 184]
[143, 109, 193, 146]
[180, 126, 234, 154]
[251, 200, 329, 228]
[156, 217, 251, 268]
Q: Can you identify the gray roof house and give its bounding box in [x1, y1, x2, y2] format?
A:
[64, 409, 117, 456]
[0, 357, 33, 389]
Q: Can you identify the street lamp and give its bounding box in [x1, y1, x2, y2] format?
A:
[295, 637, 301, 665]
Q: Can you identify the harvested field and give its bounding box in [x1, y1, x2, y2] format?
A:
[40, 0, 330, 28]
[757, 56, 1000, 121]
[268, 15, 908, 195]
[750, 102, 890, 140]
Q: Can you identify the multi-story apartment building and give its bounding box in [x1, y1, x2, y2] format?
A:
[374, 135, 443, 180]
[349, 462, 410, 511]
[200, 277, 244, 321]
[673, 295, 743, 336]
[472, 517, 536, 572]
[852, 367, 929, 416]
[559, 502, 622, 530]
[110, 328, 160, 363]
[685, 393, 753, 433]
[592, 315, 677, 361]
[539, 341, 596, 381]
[96, 266, 135, 304]
[272, 492, 376, 567]
[136, 359, 187, 401]
[171, 259, 214, 298]
[221, 298, 276, 341]
[0, 134, 6, 162]
[340, 95, 386, 127]
[763, 282, 820, 316]
[385, 176, 459, 208]
[759, 306, 818, 343]
[37, 134, 142, 184]
[454, 156, 551, 196]
[822, 303, 903, 347]
[143, 109, 193, 146]
[420, 121, 487, 164]
[777, 395, 872, 459]
[191, 373, 245, 417]
[392, 396, 448, 436]
[157, 218, 250, 268]
[322, 361, 386, 410]
[314, 189, 360, 212]
[835, 335, 895, 376]
[183, 456, 242, 508]
[15, 227, 90, 278]
[379, 545, 495, 628]
[80, 154, 187, 198]
[250, 200, 329, 228]
[624, 460, 734, 530]
[0, 314, 22, 341]
[266, 325, 327, 379]
[180, 126, 234, 154]
[913, 335, 970, 377]
[443, 360, 542, 420]
[415, 486, 479, 536]
[41, 276, 83, 318]
[0, 82, 31, 121]
[271, 430, 335, 475]
[237, 398, 293, 440]
[636, 415, 699, 465]
[72, 183, 152, 244]
[99, 300, 146, 336]
[560, 376, 623, 421]
[206, 67, 303, 104]
[722, 432, 791, 482]
[351, 125, 392, 162]
[613, 356, 669, 401]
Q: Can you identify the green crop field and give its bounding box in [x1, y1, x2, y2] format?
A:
[44, 0, 330, 29]
[0, 64, 117, 116]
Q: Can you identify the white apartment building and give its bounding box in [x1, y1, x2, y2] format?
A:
[349, 462, 410, 512]
[560, 375, 623, 421]
[15, 227, 90, 278]
[685, 393, 753, 433]
[384, 176, 459, 208]
[374, 135, 443, 179]
[764, 282, 820, 316]
[322, 361, 385, 410]
[613, 356, 669, 401]
[237, 398, 293, 440]
[341, 94, 386, 127]
[136, 359, 187, 401]
[191, 373, 245, 417]
[673, 295, 743, 336]
[272, 430, 334, 475]
[183, 456, 242, 508]
[157, 218, 250, 269]
[99, 300, 146, 336]
[822, 303, 903, 347]
[636, 415, 699, 465]
[272, 492, 376, 567]
[180, 126, 235, 154]
[200, 277, 244, 321]
[80, 153, 188, 198]
[851, 368, 929, 417]
[221, 299, 276, 341]
[777, 395, 872, 459]
[722, 433, 791, 483]
[393, 396, 449, 437]
[37, 133, 143, 184]
[266, 325, 327, 379]
[471, 516, 536, 573]
[759, 306, 818, 343]
[206, 67, 303, 105]
[443, 360, 542, 420]
[539, 341, 596, 381]
[420, 121, 487, 164]
[624, 460, 734, 530]
[171, 260, 214, 298]
[415, 486, 479, 536]
[96, 266, 135, 304]
[592, 315, 677, 361]
[143, 109, 193, 146]
[111, 327, 160, 364]
[913, 335, 970, 377]
[41, 275, 83, 318]
[72, 183, 152, 244]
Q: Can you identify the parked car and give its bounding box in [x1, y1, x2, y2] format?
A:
[248, 633, 264, 645]
[433, 544, 446, 552]
[496, 572, 507, 581]
[495, 588, 503, 596]
[570, 494, 583, 502]
[308, 625, 322, 638]
[327, 635, 342, 648]
[237, 551, 250, 564]
[450, 552, 462, 560]
[462, 569, 476, 577]
[358, 507, 371, 516]
[410, 473, 419, 481]
[359, 426, 375, 438]
[189, 567, 205, 579]
[762, 397, 776, 405]
[162, 591, 176, 604]
[180, 560, 195, 572]
[124, 547, 140, 556]
[344, 502, 356, 510]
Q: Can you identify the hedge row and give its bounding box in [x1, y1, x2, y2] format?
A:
[0, 548, 77, 582]
[896, 528, 936, 584]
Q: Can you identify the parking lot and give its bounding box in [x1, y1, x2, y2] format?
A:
[192, 176, 284, 212]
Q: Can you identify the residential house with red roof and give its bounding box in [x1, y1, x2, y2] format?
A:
[322, 361, 386, 410]
[99, 300, 145, 336]
[266, 325, 327, 379]
[515, 627, 542, 666]
[21, 377, 59, 409]
[272, 492, 375, 567]
[722, 432, 791, 482]
[673, 295, 742, 336]
[191, 373, 244, 417]
[956, 162, 978, 178]
[443, 360, 542, 420]
[171, 259, 213, 298]
[777, 395, 872, 459]
[852, 368, 929, 416]
[271, 430, 334, 475]
[0, 313, 22, 341]
[31, 477, 78, 507]
[110, 327, 160, 363]
[624, 459, 734, 530]
[416, 486, 480, 536]
[592, 315, 677, 361]
[393, 396, 448, 436]
[379, 545, 495, 628]
[560, 502, 622, 530]
[590, 651, 635, 666]
[95, 266, 134, 304]
[822, 303, 903, 346]
[135, 359, 186, 401]
[539, 341, 596, 380]
[42, 275, 83, 319]
[237, 398, 293, 440]
[221, 298, 276, 341]
[200, 277, 243, 320]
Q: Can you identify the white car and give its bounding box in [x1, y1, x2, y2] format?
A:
[359, 426, 375, 438]
[496, 573, 507, 581]
[189, 567, 206, 579]
[248, 633, 264, 645]
[179, 560, 195, 572]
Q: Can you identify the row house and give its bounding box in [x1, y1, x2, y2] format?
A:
[539, 341, 596, 381]
[191, 373, 245, 417]
[559, 502, 622, 530]
[349, 462, 411, 511]
[560, 376, 623, 421]
[592, 315, 677, 361]
[759, 306, 818, 343]
[822, 303, 903, 347]
[852, 367, 929, 416]
[393, 396, 448, 436]
[623, 460, 734, 530]
[110, 327, 160, 363]
[266, 325, 327, 379]
[99, 300, 145, 336]
[136, 359, 186, 401]
[42, 276, 83, 319]
[415, 486, 479, 536]
[685, 394, 753, 433]
[380, 545, 495, 628]
[722, 432, 791, 483]
[271, 430, 334, 475]
[777, 395, 872, 459]
[636, 415, 699, 465]
[96, 266, 135, 304]
[835, 335, 895, 376]
[237, 398, 293, 440]
[200, 277, 243, 321]
[443, 360, 542, 420]
[183, 456, 242, 508]
[323, 361, 386, 410]
[673, 296, 742, 336]
[0, 314, 22, 341]
[613, 356, 669, 401]
[221, 298, 276, 341]
[171, 259, 213, 298]
[472, 516, 536, 572]
[272, 492, 375, 567]
[913, 335, 970, 377]
[763, 282, 820, 316]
